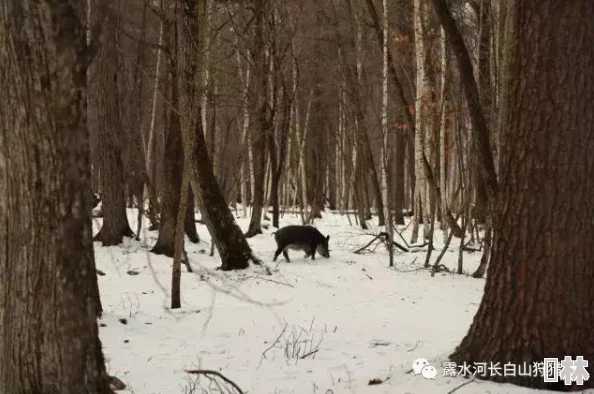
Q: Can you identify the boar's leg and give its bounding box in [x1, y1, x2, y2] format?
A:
[273, 247, 284, 262]
[283, 249, 291, 262]
[310, 243, 317, 260]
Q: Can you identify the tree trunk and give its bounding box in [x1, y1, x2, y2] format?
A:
[269, 88, 291, 228]
[237, 44, 251, 218]
[450, 1, 594, 390]
[439, 26, 448, 233]
[472, 0, 492, 225]
[184, 188, 199, 243]
[393, 130, 406, 225]
[381, 0, 394, 266]
[145, 3, 165, 231]
[411, 0, 428, 244]
[246, 0, 268, 237]
[0, 1, 113, 392]
[177, 0, 258, 271]
[152, 56, 198, 257]
[94, 3, 134, 245]
[172, 172, 190, 309]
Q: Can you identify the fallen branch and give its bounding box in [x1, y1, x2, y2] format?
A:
[185, 370, 244, 394]
[406, 340, 420, 352]
[378, 232, 409, 252]
[354, 234, 383, 254]
[246, 275, 294, 288]
[259, 323, 288, 367]
[300, 348, 319, 359]
[250, 254, 272, 275]
[354, 233, 408, 254]
[395, 227, 411, 248]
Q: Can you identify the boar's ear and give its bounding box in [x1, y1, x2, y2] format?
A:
[326, 235, 330, 241]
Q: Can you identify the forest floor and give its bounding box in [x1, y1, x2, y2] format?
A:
[95, 209, 575, 394]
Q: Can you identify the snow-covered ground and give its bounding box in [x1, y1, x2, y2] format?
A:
[95, 210, 576, 394]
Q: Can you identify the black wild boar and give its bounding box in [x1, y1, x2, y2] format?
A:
[273, 225, 330, 262]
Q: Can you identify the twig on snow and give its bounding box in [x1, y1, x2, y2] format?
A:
[258, 323, 289, 367]
[245, 275, 294, 288]
[184, 370, 244, 394]
[300, 348, 319, 359]
[406, 340, 420, 352]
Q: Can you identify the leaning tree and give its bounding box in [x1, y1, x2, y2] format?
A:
[432, 0, 594, 389]
[176, 0, 262, 271]
[0, 0, 114, 392]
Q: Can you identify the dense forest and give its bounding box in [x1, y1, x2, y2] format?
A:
[0, 0, 592, 392]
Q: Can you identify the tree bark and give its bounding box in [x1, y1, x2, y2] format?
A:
[450, 1, 594, 389]
[0, 1, 113, 392]
[94, 2, 134, 245]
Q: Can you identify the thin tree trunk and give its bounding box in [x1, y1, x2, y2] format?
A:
[237, 46, 251, 218]
[411, 0, 427, 244]
[297, 88, 313, 223]
[393, 130, 406, 225]
[246, 0, 269, 237]
[381, 0, 394, 266]
[439, 26, 448, 234]
[171, 170, 190, 309]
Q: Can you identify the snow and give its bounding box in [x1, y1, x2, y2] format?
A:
[94, 210, 583, 394]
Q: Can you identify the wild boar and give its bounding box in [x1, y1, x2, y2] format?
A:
[273, 225, 330, 262]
